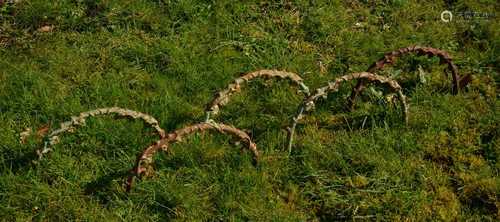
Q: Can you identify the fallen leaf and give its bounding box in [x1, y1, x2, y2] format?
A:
[37, 25, 54, 33]
[36, 124, 50, 138]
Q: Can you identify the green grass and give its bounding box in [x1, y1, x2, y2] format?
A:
[0, 0, 498, 221]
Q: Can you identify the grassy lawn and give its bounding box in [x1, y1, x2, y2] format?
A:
[0, 0, 498, 221]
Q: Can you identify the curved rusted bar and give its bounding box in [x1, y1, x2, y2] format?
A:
[347, 46, 465, 110]
[205, 69, 310, 121]
[126, 121, 259, 192]
[287, 72, 409, 153]
[36, 107, 165, 160]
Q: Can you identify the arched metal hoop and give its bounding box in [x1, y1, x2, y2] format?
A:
[205, 69, 310, 121]
[125, 121, 259, 192]
[287, 72, 409, 153]
[36, 107, 165, 160]
[347, 46, 466, 110]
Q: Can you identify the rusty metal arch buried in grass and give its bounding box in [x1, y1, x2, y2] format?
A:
[287, 72, 409, 153]
[125, 121, 260, 192]
[35, 107, 166, 161]
[205, 69, 310, 121]
[347, 46, 470, 110]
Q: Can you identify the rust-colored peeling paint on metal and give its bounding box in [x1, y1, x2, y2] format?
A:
[205, 69, 310, 120]
[35, 107, 165, 160]
[347, 46, 467, 110]
[125, 121, 259, 192]
[288, 72, 408, 153]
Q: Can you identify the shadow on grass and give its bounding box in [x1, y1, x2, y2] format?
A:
[306, 111, 405, 133]
[398, 79, 453, 96]
[83, 168, 178, 220]
[83, 169, 131, 204]
[2, 148, 38, 174]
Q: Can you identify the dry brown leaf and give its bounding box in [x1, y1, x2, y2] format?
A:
[37, 25, 54, 33]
